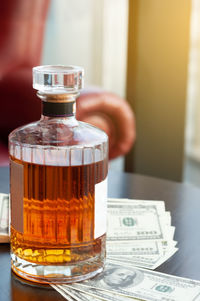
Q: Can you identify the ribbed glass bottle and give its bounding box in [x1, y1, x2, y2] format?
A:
[9, 65, 108, 284]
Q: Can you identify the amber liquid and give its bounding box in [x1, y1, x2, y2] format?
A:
[10, 157, 107, 265]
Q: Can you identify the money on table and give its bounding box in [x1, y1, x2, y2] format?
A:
[0, 195, 177, 269]
[0, 193, 9, 243]
[56, 262, 200, 301]
[107, 198, 177, 270]
[0, 193, 184, 300]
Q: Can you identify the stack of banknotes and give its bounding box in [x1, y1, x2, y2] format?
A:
[4, 193, 200, 300]
[0, 193, 9, 243]
[106, 198, 177, 270]
[0, 194, 177, 269]
[52, 265, 200, 301]
[52, 199, 187, 301]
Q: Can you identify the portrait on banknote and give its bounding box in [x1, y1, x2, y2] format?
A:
[96, 266, 144, 289]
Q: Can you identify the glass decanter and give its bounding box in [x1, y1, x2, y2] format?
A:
[9, 65, 108, 284]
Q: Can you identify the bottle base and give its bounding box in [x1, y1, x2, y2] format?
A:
[11, 253, 104, 284]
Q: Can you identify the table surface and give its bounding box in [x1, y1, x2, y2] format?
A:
[1, 167, 200, 301]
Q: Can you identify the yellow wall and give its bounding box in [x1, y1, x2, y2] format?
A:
[126, 0, 191, 181]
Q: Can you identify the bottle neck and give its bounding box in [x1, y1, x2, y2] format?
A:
[37, 92, 78, 118]
[42, 101, 76, 117]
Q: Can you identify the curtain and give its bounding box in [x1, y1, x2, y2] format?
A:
[185, 0, 200, 161]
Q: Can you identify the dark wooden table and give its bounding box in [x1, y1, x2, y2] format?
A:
[1, 167, 200, 301]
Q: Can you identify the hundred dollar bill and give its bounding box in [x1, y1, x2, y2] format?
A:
[107, 246, 178, 269]
[107, 238, 177, 260]
[59, 286, 93, 301]
[108, 200, 171, 228]
[108, 198, 166, 212]
[109, 245, 178, 263]
[107, 239, 172, 256]
[0, 193, 9, 242]
[51, 285, 77, 301]
[108, 200, 172, 227]
[107, 240, 177, 266]
[70, 262, 200, 301]
[65, 284, 138, 301]
[52, 284, 93, 301]
[54, 284, 114, 301]
[107, 203, 172, 241]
